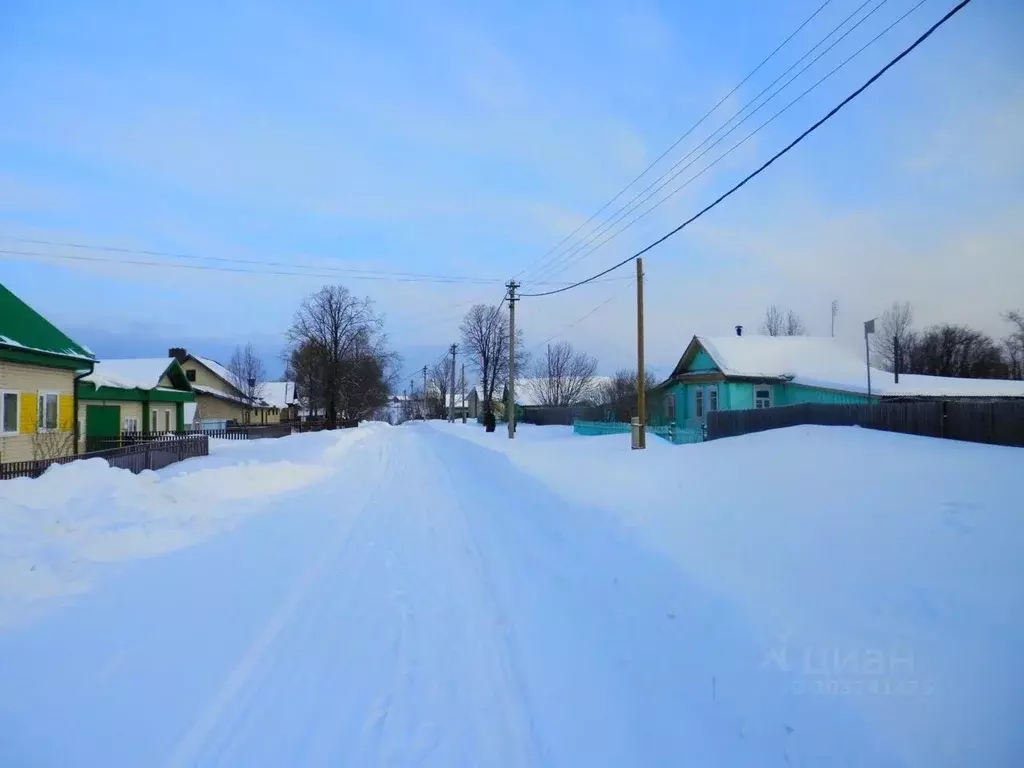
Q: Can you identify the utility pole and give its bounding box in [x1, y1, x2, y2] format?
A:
[831, 300, 838, 338]
[461, 364, 466, 424]
[894, 334, 900, 384]
[863, 319, 875, 398]
[635, 258, 647, 449]
[449, 343, 457, 423]
[506, 280, 520, 439]
[422, 365, 428, 420]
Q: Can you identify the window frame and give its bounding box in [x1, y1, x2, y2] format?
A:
[37, 391, 60, 432]
[695, 390, 704, 419]
[185, 369, 196, 382]
[754, 387, 772, 409]
[164, 409, 171, 432]
[1, 391, 19, 435]
[151, 408, 159, 432]
[708, 388, 719, 412]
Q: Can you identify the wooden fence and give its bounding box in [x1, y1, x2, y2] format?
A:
[1, 434, 209, 481]
[706, 401, 1024, 447]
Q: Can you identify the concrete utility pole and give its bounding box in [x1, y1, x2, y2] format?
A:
[461, 363, 467, 424]
[449, 343, 457, 423]
[506, 280, 520, 439]
[422, 365, 428, 420]
[831, 300, 838, 338]
[635, 258, 646, 450]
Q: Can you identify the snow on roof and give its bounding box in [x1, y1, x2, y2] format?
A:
[194, 355, 236, 386]
[82, 358, 178, 390]
[692, 335, 1024, 398]
[515, 376, 612, 407]
[262, 381, 297, 408]
[192, 383, 268, 406]
[0, 283, 95, 362]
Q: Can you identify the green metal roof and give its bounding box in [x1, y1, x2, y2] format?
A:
[0, 282, 95, 362]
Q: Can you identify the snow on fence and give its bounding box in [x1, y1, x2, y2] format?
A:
[706, 401, 1024, 447]
[0, 434, 210, 481]
[572, 420, 704, 445]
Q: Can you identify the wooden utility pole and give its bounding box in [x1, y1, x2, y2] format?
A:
[461, 364, 466, 423]
[635, 258, 646, 449]
[449, 344, 457, 423]
[506, 280, 519, 439]
[422, 365, 428, 419]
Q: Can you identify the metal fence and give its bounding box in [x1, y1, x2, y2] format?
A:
[706, 401, 1024, 447]
[572, 420, 705, 445]
[1, 434, 210, 481]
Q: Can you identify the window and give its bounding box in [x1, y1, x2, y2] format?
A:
[185, 369, 196, 382]
[665, 394, 676, 423]
[123, 417, 138, 432]
[164, 410, 171, 431]
[755, 388, 772, 409]
[709, 389, 719, 412]
[151, 409, 158, 431]
[695, 390, 704, 419]
[1, 392, 18, 434]
[37, 392, 58, 431]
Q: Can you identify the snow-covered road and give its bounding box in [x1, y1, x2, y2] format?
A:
[2, 422, 1022, 766]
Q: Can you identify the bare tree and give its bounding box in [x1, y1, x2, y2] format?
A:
[784, 310, 805, 336]
[871, 301, 915, 371]
[459, 303, 527, 415]
[1003, 310, 1024, 380]
[760, 305, 805, 336]
[427, 360, 450, 419]
[227, 343, 268, 424]
[287, 286, 400, 427]
[905, 324, 1007, 378]
[525, 342, 598, 406]
[597, 368, 658, 420]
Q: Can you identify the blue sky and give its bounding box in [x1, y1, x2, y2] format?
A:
[1, 0, 1021, 379]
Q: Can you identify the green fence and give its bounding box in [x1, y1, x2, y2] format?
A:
[572, 420, 704, 445]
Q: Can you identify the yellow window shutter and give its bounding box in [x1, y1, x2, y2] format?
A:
[20, 392, 37, 434]
[58, 394, 75, 431]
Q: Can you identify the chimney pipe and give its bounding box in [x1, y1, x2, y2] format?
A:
[169, 347, 187, 363]
[735, 325, 743, 337]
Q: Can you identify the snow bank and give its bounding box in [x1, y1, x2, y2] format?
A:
[0, 428, 373, 626]
[436, 421, 1024, 765]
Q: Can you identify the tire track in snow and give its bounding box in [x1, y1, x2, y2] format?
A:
[162, 435, 393, 768]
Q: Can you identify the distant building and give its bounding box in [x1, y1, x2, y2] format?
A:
[168, 348, 274, 428]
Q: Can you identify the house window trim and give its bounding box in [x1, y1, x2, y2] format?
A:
[695, 390, 704, 419]
[37, 391, 60, 432]
[754, 386, 773, 409]
[185, 369, 196, 382]
[1, 391, 19, 435]
[708, 387, 719, 412]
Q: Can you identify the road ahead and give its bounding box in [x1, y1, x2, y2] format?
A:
[0, 425, 708, 767]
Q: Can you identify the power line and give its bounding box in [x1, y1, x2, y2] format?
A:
[0, 246, 632, 286]
[520, 0, 974, 298]
[4, 236, 511, 283]
[514, 0, 835, 284]
[532, 0, 929, 283]
[528, 280, 636, 353]
[528, 0, 892, 284]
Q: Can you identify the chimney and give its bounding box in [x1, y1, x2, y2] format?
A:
[735, 325, 743, 337]
[169, 347, 187, 363]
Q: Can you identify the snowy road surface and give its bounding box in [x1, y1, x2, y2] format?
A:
[2, 422, 1023, 766]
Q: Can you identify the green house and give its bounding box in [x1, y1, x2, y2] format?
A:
[650, 332, 1024, 433]
[77, 358, 195, 450]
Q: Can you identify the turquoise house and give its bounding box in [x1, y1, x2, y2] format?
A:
[648, 332, 1024, 433]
